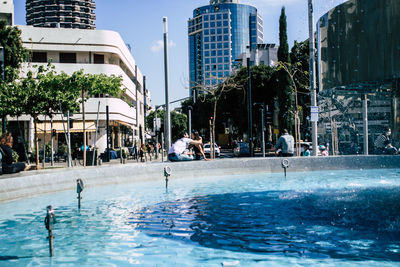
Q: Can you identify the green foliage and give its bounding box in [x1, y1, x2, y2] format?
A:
[278, 7, 290, 63]
[0, 21, 29, 118]
[146, 109, 187, 141]
[277, 6, 294, 133]
[0, 21, 28, 83]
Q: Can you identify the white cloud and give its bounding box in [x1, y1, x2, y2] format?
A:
[150, 40, 176, 53]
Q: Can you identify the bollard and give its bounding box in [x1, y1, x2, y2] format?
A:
[77, 179, 84, 209]
[281, 159, 290, 178]
[164, 166, 171, 188]
[44, 205, 56, 257]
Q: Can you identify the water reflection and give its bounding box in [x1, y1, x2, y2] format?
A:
[129, 187, 400, 261]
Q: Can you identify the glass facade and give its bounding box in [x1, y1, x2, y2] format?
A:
[188, 1, 263, 97]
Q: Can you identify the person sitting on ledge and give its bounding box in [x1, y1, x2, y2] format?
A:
[0, 132, 30, 174]
[374, 127, 398, 155]
[274, 129, 294, 157]
[167, 132, 202, 162]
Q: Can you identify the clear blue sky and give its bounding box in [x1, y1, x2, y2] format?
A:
[13, 0, 346, 107]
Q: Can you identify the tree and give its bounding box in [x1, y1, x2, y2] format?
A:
[68, 70, 122, 166]
[277, 7, 294, 133]
[18, 65, 123, 168]
[146, 109, 187, 142]
[191, 75, 245, 158]
[290, 40, 311, 140]
[277, 62, 309, 155]
[0, 21, 28, 131]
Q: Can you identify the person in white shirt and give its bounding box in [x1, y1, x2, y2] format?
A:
[168, 132, 202, 162]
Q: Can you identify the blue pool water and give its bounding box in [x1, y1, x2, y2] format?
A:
[0, 168, 400, 266]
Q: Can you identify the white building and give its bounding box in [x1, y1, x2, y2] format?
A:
[0, 0, 14, 25]
[236, 43, 278, 68]
[12, 25, 148, 155]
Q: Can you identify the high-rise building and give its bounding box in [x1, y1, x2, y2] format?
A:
[0, 0, 14, 25]
[188, 0, 263, 97]
[26, 0, 96, 29]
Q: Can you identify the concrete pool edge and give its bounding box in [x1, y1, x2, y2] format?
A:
[0, 155, 399, 203]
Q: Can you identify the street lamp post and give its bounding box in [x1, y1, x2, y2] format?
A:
[308, 0, 318, 156]
[106, 95, 111, 162]
[254, 103, 265, 157]
[0, 46, 6, 133]
[247, 57, 253, 157]
[163, 17, 171, 152]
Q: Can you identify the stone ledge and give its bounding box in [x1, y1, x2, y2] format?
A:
[0, 155, 399, 203]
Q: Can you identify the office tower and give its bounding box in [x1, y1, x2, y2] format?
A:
[26, 0, 96, 29]
[188, 0, 263, 97]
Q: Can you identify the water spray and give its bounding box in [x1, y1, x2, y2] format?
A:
[44, 205, 56, 257]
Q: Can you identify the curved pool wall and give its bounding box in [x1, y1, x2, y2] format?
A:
[0, 155, 399, 203]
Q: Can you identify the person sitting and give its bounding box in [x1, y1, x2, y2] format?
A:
[168, 132, 202, 162]
[0, 132, 29, 174]
[274, 129, 294, 157]
[320, 145, 329, 156]
[374, 127, 397, 155]
[190, 130, 209, 161]
[302, 144, 311, 156]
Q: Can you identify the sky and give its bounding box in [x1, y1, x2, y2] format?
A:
[13, 0, 346, 108]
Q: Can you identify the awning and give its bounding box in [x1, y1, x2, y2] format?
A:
[36, 121, 96, 133]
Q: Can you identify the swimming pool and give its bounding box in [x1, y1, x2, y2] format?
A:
[0, 168, 399, 266]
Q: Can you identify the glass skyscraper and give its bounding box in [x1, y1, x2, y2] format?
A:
[188, 0, 263, 97]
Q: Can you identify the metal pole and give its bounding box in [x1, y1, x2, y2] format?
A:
[0, 46, 6, 133]
[163, 17, 171, 151]
[362, 94, 369, 155]
[106, 105, 110, 162]
[120, 126, 123, 164]
[66, 111, 72, 167]
[82, 88, 86, 167]
[92, 101, 100, 166]
[50, 117, 54, 166]
[188, 107, 192, 136]
[308, 0, 318, 156]
[261, 105, 265, 157]
[161, 132, 164, 162]
[42, 116, 46, 169]
[155, 109, 159, 159]
[247, 57, 253, 157]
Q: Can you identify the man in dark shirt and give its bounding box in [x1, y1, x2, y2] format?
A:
[0, 133, 27, 174]
[374, 127, 397, 155]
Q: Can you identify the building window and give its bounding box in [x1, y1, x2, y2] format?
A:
[60, 52, 76, 63]
[31, 52, 47, 63]
[93, 54, 104, 64]
[217, 14, 221, 20]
